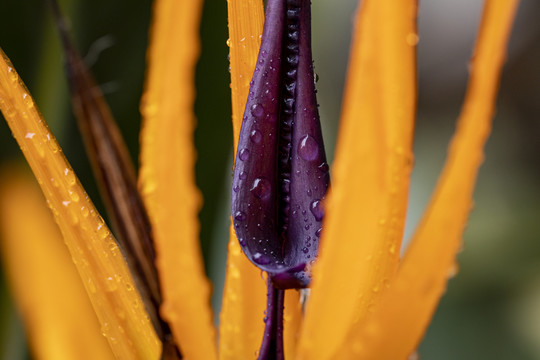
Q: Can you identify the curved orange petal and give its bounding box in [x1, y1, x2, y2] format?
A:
[0, 167, 115, 360]
[219, 1, 268, 359]
[347, 1, 519, 358]
[227, 0, 265, 151]
[0, 50, 160, 359]
[138, 0, 218, 358]
[296, 0, 417, 359]
[283, 290, 302, 359]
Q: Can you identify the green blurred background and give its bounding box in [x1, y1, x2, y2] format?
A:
[0, 0, 539, 358]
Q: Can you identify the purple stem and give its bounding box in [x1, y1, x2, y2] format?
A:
[257, 277, 285, 360]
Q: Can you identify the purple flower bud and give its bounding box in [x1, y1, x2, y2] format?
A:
[231, 0, 329, 290]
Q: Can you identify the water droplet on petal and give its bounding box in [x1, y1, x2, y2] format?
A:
[250, 178, 271, 199]
[310, 200, 324, 221]
[250, 103, 264, 118]
[239, 171, 247, 180]
[250, 129, 262, 144]
[253, 252, 271, 265]
[318, 162, 329, 173]
[239, 148, 250, 161]
[234, 211, 246, 222]
[447, 263, 460, 279]
[406, 33, 419, 46]
[298, 135, 319, 161]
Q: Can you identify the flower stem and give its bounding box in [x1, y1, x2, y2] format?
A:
[257, 277, 285, 360]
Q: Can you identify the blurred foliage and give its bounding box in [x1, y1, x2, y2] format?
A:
[0, 0, 539, 359]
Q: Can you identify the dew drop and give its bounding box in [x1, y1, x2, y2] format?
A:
[105, 276, 118, 292]
[239, 148, 250, 161]
[447, 263, 460, 279]
[69, 190, 80, 202]
[406, 33, 419, 46]
[250, 103, 264, 118]
[318, 162, 329, 173]
[234, 211, 246, 222]
[7, 66, 18, 83]
[239, 171, 247, 180]
[253, 252, 271, 265]
[310, 200, 324, 221]
[64, 168, 76, 185]
[22, 93, 34, 109]
[250, 178, 271, 199]
[298, 135, 319, 161]
[281, 178, 290, 193]
[302, 247, 309, 254]
[250, 129, 262, 144]
[87, 278, 97, 293]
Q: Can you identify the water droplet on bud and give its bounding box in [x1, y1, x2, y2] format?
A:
[250, 103, 264, 118]
[239, 148, 250, 161]
[310, 200, 324, 221]
[235, 211, 246, 222]
[253, 252, 271, 265]
[298, 135, 319, 161]
[250, 129, 262, 144]
[250, 178, 271, 199]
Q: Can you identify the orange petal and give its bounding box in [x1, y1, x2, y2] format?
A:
[219, 3, 268, 358]
[283, 290, 302, 359]
[0, 167, 115, 360]
[219, 226, 267, 359]
[0, 50, 160, 359]
[227, 0, 265, 152]
[296, 0, 417, 359]
[138, 0, 217, 359]
[346, 1, 519, 358]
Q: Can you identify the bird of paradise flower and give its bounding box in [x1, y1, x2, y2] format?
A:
[0, 0, 519, 359]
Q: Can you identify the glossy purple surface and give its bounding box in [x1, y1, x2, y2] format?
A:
[232, 0, 329, 289]
[256, 278, 285, 360]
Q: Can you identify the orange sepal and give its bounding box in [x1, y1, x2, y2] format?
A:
[138, 0, 218, 358]
[296, 0, 418, 359]
[346, 1, 520, 358]
[0, 167, 115, 360]
[219, 1, 269, 359]
[0, 50, 160, 359]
